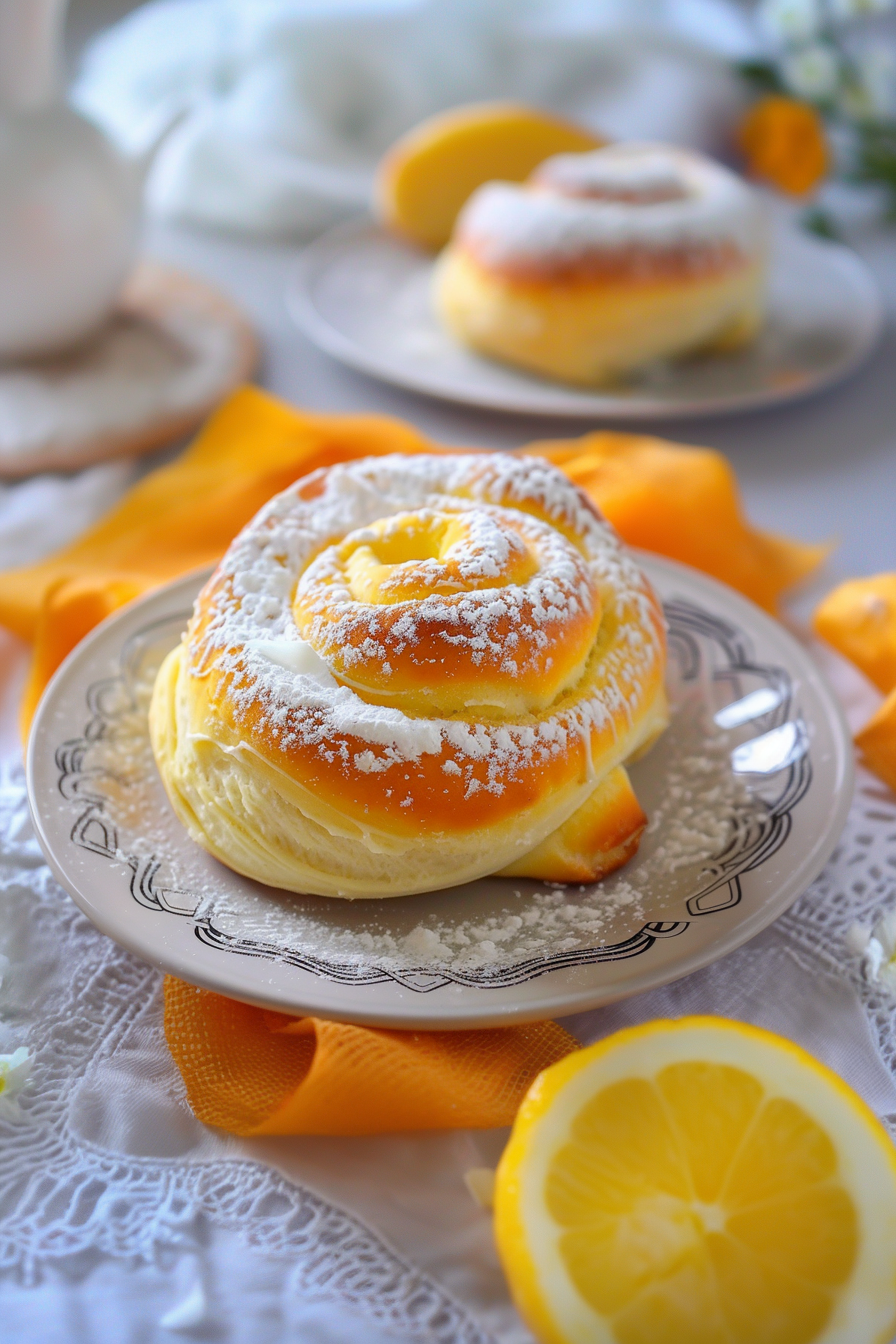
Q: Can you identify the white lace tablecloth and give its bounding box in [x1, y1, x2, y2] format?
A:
[1, 204, 896, 1344]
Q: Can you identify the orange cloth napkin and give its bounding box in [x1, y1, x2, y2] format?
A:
[814, 575, 896, 793]
[164, 978, 576, 1135]
[0, 385, 828, 1136]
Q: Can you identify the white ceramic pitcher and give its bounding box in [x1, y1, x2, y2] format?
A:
[0, 0, 142, 359]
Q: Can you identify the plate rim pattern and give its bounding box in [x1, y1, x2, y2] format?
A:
[52, 595, 812, 993]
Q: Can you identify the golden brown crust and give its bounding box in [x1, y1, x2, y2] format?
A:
[497, 764, 647, 883]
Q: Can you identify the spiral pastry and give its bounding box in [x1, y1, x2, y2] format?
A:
[149, 453, 667, 898]
[434, 141, 767, 387]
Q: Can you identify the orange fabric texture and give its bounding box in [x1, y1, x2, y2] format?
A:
[738, 95, 829, 197]
[814, 574, 896, 793]
[164, 977, 577, 1135]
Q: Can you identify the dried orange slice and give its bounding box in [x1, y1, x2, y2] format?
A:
[375, 102, 602, 250]
[495, 1017, 896, 1344]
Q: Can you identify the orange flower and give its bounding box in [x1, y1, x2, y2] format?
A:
[738, 95, 829, 196]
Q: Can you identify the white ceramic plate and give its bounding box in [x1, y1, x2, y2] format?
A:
[288, 220, 883, 420]
[27, 555, 852, 1028]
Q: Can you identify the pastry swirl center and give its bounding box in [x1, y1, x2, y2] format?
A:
[292, 502, 602, 717]
[342, 509, 538, 605]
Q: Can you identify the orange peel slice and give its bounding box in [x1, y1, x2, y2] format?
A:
[813, 574, 896, 695]
[856, 687, 896, 793]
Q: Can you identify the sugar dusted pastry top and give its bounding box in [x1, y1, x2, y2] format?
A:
[452, 142, 765, 281]
[182, 452, 667, 841]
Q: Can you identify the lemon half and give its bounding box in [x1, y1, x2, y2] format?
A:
[375, 101, 602, 250]
[495, 1017, 896, 1344]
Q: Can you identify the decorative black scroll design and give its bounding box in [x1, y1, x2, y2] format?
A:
[663, 599, 811, 919]
[55, 597, 812, 993]
[193, 918, 689, 991]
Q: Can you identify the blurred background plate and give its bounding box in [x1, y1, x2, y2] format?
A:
[27, 554, 853, 1028]
[289, 219, 884, 420]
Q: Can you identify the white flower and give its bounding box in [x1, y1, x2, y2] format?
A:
[759, 0, 822, 45]
[0, 1047, 30, 1120]
[875, 909, 896, 954]
[829, 0, 894, 18]
[846, 921, 872, 954]
[783, 42, 842, 99]
[855, 911, 896, 991]
[863, 935, 888, 982]
[851, 47, 896, 118]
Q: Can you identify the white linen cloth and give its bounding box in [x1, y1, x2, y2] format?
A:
[73, 0, 758, 237]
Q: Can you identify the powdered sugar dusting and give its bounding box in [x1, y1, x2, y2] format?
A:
[295, 502, 594, 688]
[536, 144, 698, 203]
[188, 453, 663, 786]
[456, 142, 765, 274]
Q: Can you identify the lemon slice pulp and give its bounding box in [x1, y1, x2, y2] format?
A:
[495, 1017, 896, 1344]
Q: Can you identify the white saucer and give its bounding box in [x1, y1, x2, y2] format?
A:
[288, 220, 883, 420]
[27, 555, 852, 1028]
[0, 261, 257, 477]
